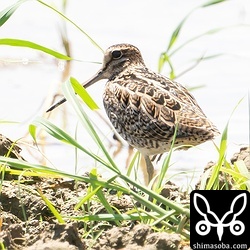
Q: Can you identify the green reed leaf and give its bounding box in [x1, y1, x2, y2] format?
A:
[70, 77, 99, 110]
[0, 38, 72, 60]
[37, 188, 65, 223]
[206, 97, 245, 189]
[37, 0, 103, 53]
[63, 79, 120, 173]
[0, 0, 29, 27]
[31, 116, 110, 168]
[166, 13, 192, 53]
[201, 0, 228, 8]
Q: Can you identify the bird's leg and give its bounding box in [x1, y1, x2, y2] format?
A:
[144, 155, 154, 183]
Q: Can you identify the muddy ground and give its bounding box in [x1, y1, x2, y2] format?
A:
[0, 146, 249, 250]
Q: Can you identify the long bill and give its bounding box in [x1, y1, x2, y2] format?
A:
[46, 69, 105, 112]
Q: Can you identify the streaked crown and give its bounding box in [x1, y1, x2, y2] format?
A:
[101, 44, 145, 79]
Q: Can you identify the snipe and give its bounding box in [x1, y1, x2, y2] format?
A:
[47, 44, 220, 181]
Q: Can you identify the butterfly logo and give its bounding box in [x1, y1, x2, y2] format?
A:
[193, 193, 247, 241]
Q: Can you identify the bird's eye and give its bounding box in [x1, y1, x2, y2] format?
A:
[111, 50, 122, 59]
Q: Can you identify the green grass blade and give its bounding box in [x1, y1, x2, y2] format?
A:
[126, 151, 140, 178]
[201, 0, 228, 7]
[74, 185, 102, 210]
[37, 0, 103, 52]
[29, 124, 37, 143]
[0, 157, 121, 190]
[157, 52, 176, 77]
[161, 0, 230, 76]
[166, 10, 194, 52]
[206, 121, 229, 189]
[89, 169, 121, 226]
[154, 124, 179, 191]
[121, 174, 190, 218]
[70, 77, 99, 110]
[0, 155, 190, 234]
[30, 117, 110, 168]
[63, 78, 120, 173]
[176, 53, 225, 79]
[169, 26, 236, 57]
[37, 188, 65, 223]
[0, 0, 29, 27]
[0, 38, 72, 60]
[158, 53, 166, 73]
[222, 164, 250, 182]
[221, 160, 250, 191]
[0, 120, 19, 124]
[206, 97, 245, 189]
[67, 212, 155, 222]
[166, 0, 227, 53]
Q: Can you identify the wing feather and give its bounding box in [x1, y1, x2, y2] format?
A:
[104, 67, 219, 143]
